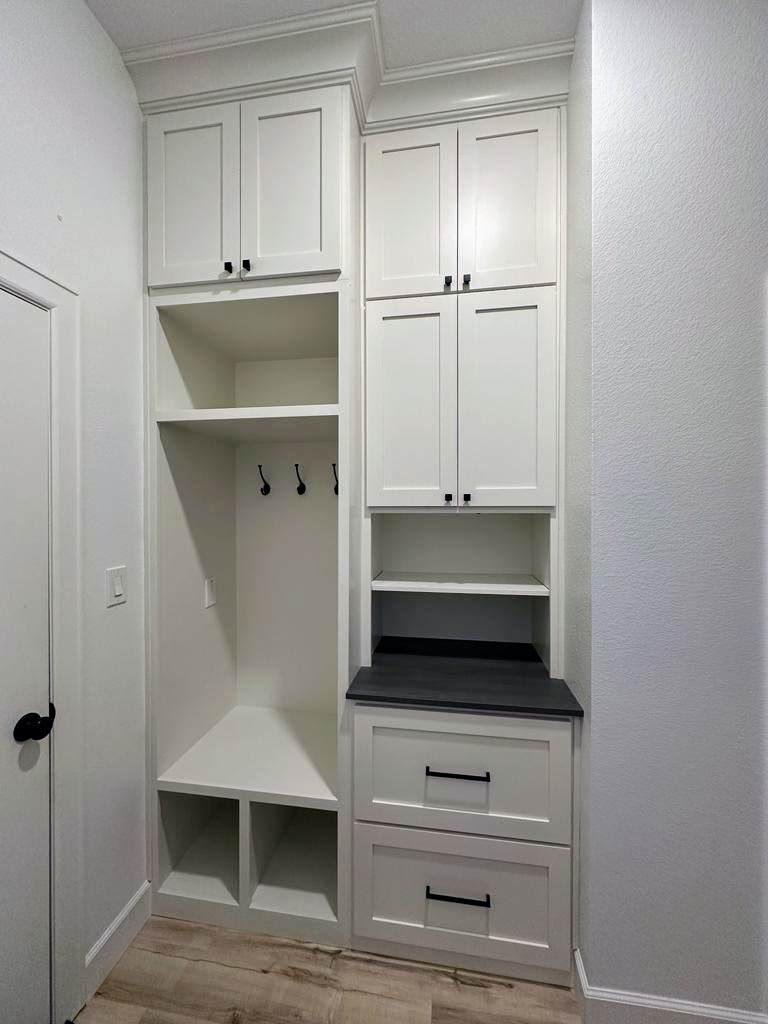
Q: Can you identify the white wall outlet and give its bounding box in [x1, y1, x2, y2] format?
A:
[106, 566, 127, 608]
[204, 577, 217, 609]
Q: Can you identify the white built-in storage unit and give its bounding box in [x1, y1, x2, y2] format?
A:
[143, 63, 579, 988]
[146, 81, 362, 946]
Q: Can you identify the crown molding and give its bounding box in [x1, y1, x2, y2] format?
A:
[361, 93, 567, 134]
[121, 0, 383, 68]
[137, 66, 368, 127]
[575, 951, 768, 1024]
[381, 38, 574, 84]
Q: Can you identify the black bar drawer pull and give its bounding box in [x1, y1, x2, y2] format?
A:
[426, 766, 490, 783]
[426, 885, 491, 909]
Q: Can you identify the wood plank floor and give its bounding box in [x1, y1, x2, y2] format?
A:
[77, 917, 581, 1024]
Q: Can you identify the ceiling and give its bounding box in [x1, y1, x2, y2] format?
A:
[84, 0, 580, 69]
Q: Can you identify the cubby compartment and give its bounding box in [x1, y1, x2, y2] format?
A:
[157, 792, 239, 906]
[156, 292, 338, 410]
[371, 513, 551, 596]
[155, 428, 339, 802]
[249, 803, 337, 922]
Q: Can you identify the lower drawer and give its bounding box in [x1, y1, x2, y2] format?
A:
[353, 822, 571, 971]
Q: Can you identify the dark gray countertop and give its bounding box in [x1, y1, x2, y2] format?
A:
[346, 638, 583, 718]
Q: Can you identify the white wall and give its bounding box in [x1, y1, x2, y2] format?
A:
[0, 0, 145, 988]
[581, 0, 768, 1017]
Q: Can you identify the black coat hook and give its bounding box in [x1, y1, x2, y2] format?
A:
[332, 463, 338, 496]
[257, 464, 271, 496]
[294, 463, 306, 495]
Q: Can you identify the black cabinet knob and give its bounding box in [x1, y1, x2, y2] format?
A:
[444, 275, 452, 289]
[13, 703, 56, 743]
[463, 493, 471, 502]
[462, 273, 471, 288]
[224, 261, 233, 274]
[242, 259, 251, 272]
[444, 493, 452, 502]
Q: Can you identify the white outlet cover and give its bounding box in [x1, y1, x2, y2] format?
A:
[106, 566, 127, 608]
[204, 577, 217, 608]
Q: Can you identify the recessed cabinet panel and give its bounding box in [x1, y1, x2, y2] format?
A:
[366, 296, 457, 506]
[147, 105, 240, 287]
[459, 109, 558, 290]
[354, 707, 571, 843]
[354, 823, 571, 971]
[241, 89, 341, 278]
[459, 288, 556, 506]
[365, 126, 457, 298]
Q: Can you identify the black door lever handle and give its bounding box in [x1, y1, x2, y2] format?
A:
[14, 703, 56, 743]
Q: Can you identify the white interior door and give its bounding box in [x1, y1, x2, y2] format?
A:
[241, 88, 341, 278]
[366, 295, 457, 506]
[147, 104, 241, 287]
[459, 109, 558, 291]
[0, 288, 52, 1023]
[459, 288, 556, 507]
[365, 125, 457, 298]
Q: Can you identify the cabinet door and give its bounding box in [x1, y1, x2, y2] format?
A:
[365, 126, 457, 299]
[241, 88, 341, 278]
[459, 109, 558, 291]
[147, 105, 240, 287]
[367, 296, 457, 507]
[459, 288, 556, 506]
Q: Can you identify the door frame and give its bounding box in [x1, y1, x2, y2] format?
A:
[0, 250, 83, 1022]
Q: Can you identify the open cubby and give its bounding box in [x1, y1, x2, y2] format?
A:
[249, 803, 337, 923]
[157, 792, 239, 906]
[371, 512, 551, 595]
[156, 292, 339, 411]
[155, 427, 339, 803]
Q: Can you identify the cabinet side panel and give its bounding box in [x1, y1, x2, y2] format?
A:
[156, 428, 237, 773]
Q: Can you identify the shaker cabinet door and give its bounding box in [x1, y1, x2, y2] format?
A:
[147, 104, 241, 287]
[365, 126, 457, 299]
[241, 88, 342, 279]
[459, 288, 557, 506]
[367, 295, 457, 506]
[459, 109, 558, 291]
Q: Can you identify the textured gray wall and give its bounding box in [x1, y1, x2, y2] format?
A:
[583, 0, 768, 1013]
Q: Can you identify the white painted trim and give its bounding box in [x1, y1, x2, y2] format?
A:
[84, 881, 151, 998]
[382, 39, 575, 83]
[575, 951, 768, 1024]
[0, 249, 83, 1024]
[361, 94, 569, 135]
[122, 0, 383, 68]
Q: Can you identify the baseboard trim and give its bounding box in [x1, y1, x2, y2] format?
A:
[575, 950, 768, 1024]
[84, 880, 151, 999]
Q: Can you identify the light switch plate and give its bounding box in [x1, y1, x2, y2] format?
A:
[106, 565, 127, 608]
[204, 577, 217, 608]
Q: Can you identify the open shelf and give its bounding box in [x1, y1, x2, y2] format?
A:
[250, 806, 337, 923]
[156, 404, 338, 443]
[372, 570, 549, 597]
[158, 706, 337, 810]
[158, 794, 238, 906]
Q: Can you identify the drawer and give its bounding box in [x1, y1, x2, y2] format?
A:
[354, 823, 571, 971]
[353, 707, 572, 843]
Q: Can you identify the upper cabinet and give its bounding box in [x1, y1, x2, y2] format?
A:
[147, 88, 343, 287]
[365, 109, 558, 299]
[147, 105, 240, 288]
[241, 89, 341, 280]
[458, 109, 558, 291]
[365, 126, 457, 299]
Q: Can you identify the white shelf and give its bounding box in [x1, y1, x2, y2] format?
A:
[158, 706, 338, 810]
[159, 804, 238, 907]
[156, 405, 339, 443]
[250, 810, 337, 923]
[371, 570, 550, 597]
